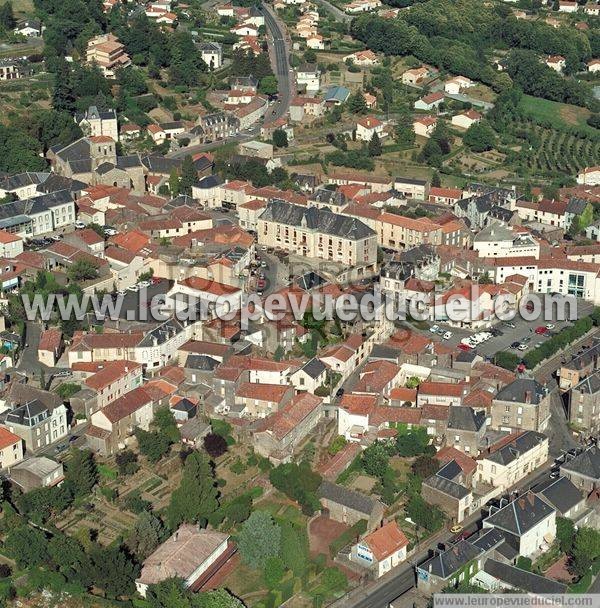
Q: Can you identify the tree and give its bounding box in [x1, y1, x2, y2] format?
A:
[368, 132, 382, 157]
[178, 155, 197, 196]
[269, 461, 321, 515]
[135, 429, 172, 463]
[431, 171, 441, 187]
[65, 448, 98, 497]
[67, 259, 99, 282]
[237, 511, 281, 569]
[361, 441, 389, 477]
[347, 89, 368, 114]
[406, 495, 444, 531]
[5, 526, 49, 569]
[146, 578, 192, 608]
[259, 75, 278, 96]
[169, 168, 180, 196]
[203, 433, 228, 459]
[196, 589, 245, 608]
[116, 449, 139, 476]
[328, 435, 347, 456]
[153, 406, 180, 443]
[167, 451, 219, 529]
[411, 455, 439, 479]
[572, 527, 600, 576]
[556, 517, 575, 554]
[0, 2, 15, 30]
[129, 511, 166, 559]
[87, 545, 140, 598]
[273, 128, 288, 148]
[463, 122, 496, 152]
[304, 49, 317, 63]
[396, 429, 429, 457]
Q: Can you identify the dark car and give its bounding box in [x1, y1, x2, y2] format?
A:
[510, 341, 521, 349]
[336, 388, 345, 397]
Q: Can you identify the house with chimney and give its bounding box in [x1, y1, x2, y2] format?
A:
[350, 521, 409, 578]
[491, 379, 551, 433]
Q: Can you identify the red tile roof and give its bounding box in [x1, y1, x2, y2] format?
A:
[0, 426, 21, 450]
[258, 393, 322, 440]
[236, 382, 290, 403]
[38, 329, 62, 353]
[84, 360, 141, 392]
[435, 446, 477, 475]
[362, 522, 409, 561]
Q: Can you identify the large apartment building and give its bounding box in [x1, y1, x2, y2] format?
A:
[86, 33, 131, 77]
[257, 200, 377, 268]
[491, 379, 551, 433]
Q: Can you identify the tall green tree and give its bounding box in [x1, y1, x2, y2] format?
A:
[347, 89, 368, 114]
[167, 452, 219, 529]
[178, 156, 197, 197]
[368, 132, 382, 157]
[5, 526, 49, 569]
[65, 448, 98, 498]
[0, 1, 15, 30]
[129, 511, 166, 559]
[237, 511, 281, 569]
[273, 129, 288, 148]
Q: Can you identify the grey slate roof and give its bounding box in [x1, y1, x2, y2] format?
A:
[447, 406, 486, 432]
[436, 459, 462, 481]
[573, 370, 600, 395]
[471, 528, 505, 552]
[300, 358, 326, 379]
[423, 474, 469, 499]
[483, 491, 555, 537]
[37, 174, 87, 194]
[318, 481, 381, 515]
[419, 539, 482, 579]
[0, 171, 48, 192]
[561, 446, 600, 481]
[567, 197, 589, 215]
[5, 400, 48, 426]
[484, 559, 568, 594]
[485, 431, 547, 466]
[534, 476, 583, 515]
[495, 378, 546, 405]
[194, 174, 222, 190]
[185, 354, 220, 371]
[260, 199, 375, 241]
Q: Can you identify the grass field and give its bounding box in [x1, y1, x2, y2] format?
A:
[518, 95, 597, 135]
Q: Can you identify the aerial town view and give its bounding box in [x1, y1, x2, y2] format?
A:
[1, 0, 600, 606]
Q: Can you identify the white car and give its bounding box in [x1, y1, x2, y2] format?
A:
[104, 228, 117, 237]
[517, 343, 528, 351]
[137, 280, 151, 288]
[74, 221, 86, 229]
[546, 323, 555, 330]
[117, 290, 126, 296]
[460, 337, 473, 346]
[430, 325, 440, 334]
[127, 284, 139, 292]
[443, 331, 453, 340]
[479, 332, 492, 341]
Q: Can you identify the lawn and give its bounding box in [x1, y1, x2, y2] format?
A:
[517, 95, 597, 135]
[97, 464, 117, 481]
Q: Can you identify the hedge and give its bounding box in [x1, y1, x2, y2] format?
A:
[329, 519, 367, 558]
[522, 315, 594, 369]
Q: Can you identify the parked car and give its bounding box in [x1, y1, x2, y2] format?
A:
[535, 326, 548, 335]
[510, 341, 521, 349]
[457, 343, 472, 351]
[517, 343, 528, 351]
[128, 284, 139, 292]
[430, 325, 440, 334]
[546, 323, 556, 330]
[443, 331, 452, 340]
[503, 321, 516, 329]
[74, 220, 86, 229]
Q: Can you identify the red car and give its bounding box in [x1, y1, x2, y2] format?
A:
[257, 279, 266, 289]
[535, 326, 548, 335]
[457, 343, 472, 351]
[517, 363, 527, 373]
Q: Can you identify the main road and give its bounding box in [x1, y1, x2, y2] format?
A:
[260, 2, 295, 123]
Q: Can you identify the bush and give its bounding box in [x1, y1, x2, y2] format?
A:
[329, 519, 367, 557]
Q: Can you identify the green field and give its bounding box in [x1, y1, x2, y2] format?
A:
[518, 94, 597, 136]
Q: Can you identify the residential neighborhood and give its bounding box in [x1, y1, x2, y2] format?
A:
[0, 0, 599, 606]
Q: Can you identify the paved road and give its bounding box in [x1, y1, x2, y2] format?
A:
[260, 2, 295, 123]
[312, 0, 352, 22]
[168, 127, 260, 159]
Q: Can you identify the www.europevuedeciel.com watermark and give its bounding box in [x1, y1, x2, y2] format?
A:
[20, 286, 579, 330]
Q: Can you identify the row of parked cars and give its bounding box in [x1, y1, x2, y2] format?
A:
[26, 235, 62, 250]
[116, 277, 160, 296]
[75, 221, 118, 237]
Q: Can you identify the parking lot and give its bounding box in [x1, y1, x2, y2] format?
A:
[421, 297, 595, 359]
